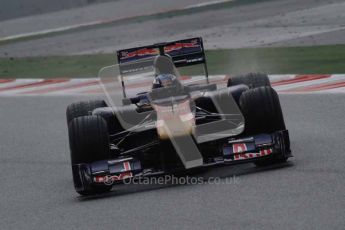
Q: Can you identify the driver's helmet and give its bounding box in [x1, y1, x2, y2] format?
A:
[152, 73, 177, 89]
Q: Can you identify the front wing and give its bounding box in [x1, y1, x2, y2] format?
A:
[72, 130, 291, 193]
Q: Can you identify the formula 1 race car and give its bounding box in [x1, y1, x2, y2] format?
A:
[67, 37, 291, 195]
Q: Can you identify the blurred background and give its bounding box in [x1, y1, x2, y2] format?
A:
[1, 0, 345, 78]
[0, 0, 111, 21]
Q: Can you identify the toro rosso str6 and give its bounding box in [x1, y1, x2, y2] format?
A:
[66, 37, 291, 195]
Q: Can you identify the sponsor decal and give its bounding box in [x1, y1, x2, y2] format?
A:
[232, 143, 248, 154]
[233, 148, 273, 161]
[94, 161, 133, 184]
[164, 39, 201, 53]
[120, 48, 159, 60]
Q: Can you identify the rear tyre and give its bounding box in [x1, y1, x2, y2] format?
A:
[68, 115, 112, 195]
[66, 100, 107, 125]
[92, 107, 125, 135]
[227, 73, 271, 89]
[239, 86, 287, 166]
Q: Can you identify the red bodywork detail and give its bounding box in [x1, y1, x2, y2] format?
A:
[164, 40, 200, 53]
[233, 148, 273, 161]
[120, 48, 159, 60]
[233, 143, 248, 154]
[94, 161, 133, 183]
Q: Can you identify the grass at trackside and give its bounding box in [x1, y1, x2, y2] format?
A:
[205, 45, 345, 75]
[1, 45, 345, 78]
[0, 54, 116, 78]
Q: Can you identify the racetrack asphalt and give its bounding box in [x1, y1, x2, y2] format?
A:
[0, 94, 344, 229]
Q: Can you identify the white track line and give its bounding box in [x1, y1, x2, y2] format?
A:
[0, 21, 106, 42]
[184, 0, 234, 9]
[0, 0, 235, 43]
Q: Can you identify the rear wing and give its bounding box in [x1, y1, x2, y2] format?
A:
[116, 37, 209, 78]
[116, 37, 209, 98]
[117, 37, 206, 66]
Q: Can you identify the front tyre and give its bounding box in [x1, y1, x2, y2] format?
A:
[239, 86, 288, 166]
[240, 86, 285, 134]
[68, 115, 111, 195]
